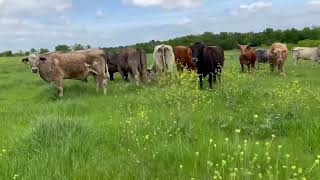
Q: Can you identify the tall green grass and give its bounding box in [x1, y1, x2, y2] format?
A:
[0, 52, 319, 179]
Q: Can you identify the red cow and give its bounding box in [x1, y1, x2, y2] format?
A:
[238, 44, 257, 72]
[173, 46, 197, 71]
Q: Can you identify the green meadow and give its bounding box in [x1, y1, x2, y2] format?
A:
[0, 51, 319, 179]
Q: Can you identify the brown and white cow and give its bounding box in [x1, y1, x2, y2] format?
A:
[22, 49, 108, 97]
[238, 43, 257, 72]
[173, 46, 197, 71]
[269, 43, 288, 77]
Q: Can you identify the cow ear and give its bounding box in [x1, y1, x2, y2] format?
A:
[22, 58, 29, 63]
[39, 57, 46, 62]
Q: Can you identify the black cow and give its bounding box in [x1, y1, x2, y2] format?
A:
[190, 42, 225, 89]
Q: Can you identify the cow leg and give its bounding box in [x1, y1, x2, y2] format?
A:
[252, 62, 255, 70]
[280, 64, 286, 77]
[93, 76, 100, 92]
[208, 73, 213, 89]
[217, 66, 222, 82]
[123, 73, 129, 81]
[140, 70, 147, 83]
[247, 64, 251, 72]
[55, 78, 64, 97]
[241, 64, 244, 72]
[132, 69, 140, 85]
[97, 75, 107, 95]
[199, 74, 203, 89]
[109, 73, 114, 81]
[270, 64, 274, 72]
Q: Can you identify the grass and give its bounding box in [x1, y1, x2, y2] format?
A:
[0, 51, 320, 179]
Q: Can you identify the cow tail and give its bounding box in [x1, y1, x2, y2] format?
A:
[163, 48, 168, 70]
[138, 49, 147, 82]
[104, 52, 110, 79]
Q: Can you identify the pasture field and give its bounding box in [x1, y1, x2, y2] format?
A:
[0, 51, 320, 179]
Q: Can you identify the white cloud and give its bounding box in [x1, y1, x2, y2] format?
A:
[96, 10, 105, 18]
[176, 17, 191, 25]
[123, 0, 202, 9]
[307, 0, 320, 12]
[240, 1, 272, 12]
[0, 0, 72, 15]
[230, 1, 272, 15]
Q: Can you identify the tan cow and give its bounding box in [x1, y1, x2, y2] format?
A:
[292, 47, 320, 65]
[269, 43, 288, 77]
[152, 44, 176, 75]
[22, 49, 108, 97]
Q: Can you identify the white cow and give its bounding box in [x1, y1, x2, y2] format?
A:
[292, 47, 320, 65]
[152, 44, 176, 74]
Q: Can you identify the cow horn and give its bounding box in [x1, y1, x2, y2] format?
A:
[246, 43, 251, 47]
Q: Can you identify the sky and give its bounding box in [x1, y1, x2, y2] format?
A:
[0, 0, 319, 51]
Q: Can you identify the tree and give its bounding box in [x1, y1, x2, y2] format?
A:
[55, 44, 71, 52]
[0, 51, 13, 57]
[85, 44, 91, 49]
[30, 48, 37, 53]
[72, 44, 85, 51]
[39, 48, 49, 54]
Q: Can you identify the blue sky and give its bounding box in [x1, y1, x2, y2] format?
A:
[0, 0, 319, 51]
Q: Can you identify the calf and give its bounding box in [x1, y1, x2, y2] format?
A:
[107, 48, 147, 84]
[238, 44, 257, 72]
[292, 47, 320, 65]
[22, 50, 108, 97]
[190, 42, 225, 89]
[269, 43, 288, 77]
[152, 44, 176, 74]
[173, 46, 196, 71]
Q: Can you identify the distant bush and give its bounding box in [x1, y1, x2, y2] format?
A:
[297, 39, 320, 47]
[101, 27, 320, 53]
[0, 51, 13, 57]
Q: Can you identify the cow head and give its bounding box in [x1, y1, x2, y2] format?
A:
[189, 42, 205, 63]
[238, 43, 251, 55]
[272, 48, 285, 63]
[22, 53, 46, 73]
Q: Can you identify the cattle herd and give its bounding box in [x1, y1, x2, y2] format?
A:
[21, 43, 320, 97]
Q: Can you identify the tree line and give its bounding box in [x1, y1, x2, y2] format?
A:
[0, 44, 91, 57]
[1, 27, 320, 57]
[126, 27, 320, 53]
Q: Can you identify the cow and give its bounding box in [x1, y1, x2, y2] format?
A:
[173, 46, 197, 71]
[22, 50, 108, 97]
[256, 48, 270, 64]
[152, 44, 176, 75]
[292, 47, 320, 65]
[107, 52, 128, 81]
[269, 43, 288, 77]
[107, 48, 147, 84]
[238, 43, 257, 72]
[75, 48, 110, 82]
[189, 42, 225, 89]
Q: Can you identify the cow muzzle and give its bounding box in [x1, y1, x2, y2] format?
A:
[31, 68, 38, 73]
[192, 58, 199, 63]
